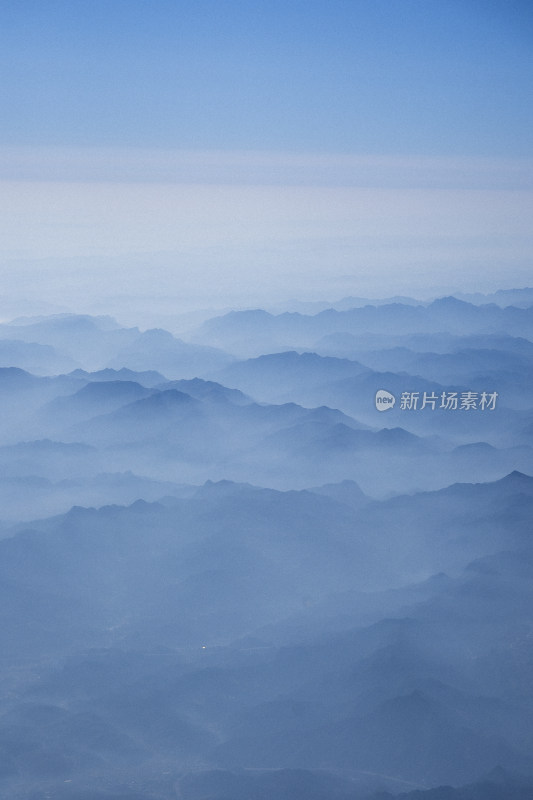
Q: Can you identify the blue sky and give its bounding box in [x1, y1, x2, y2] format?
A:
[3, 0, 533, 154]
[1, 1, 532, 320]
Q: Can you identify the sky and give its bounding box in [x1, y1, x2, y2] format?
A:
[1, 0, 532, 321]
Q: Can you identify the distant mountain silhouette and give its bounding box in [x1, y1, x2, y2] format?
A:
[194, 299, 533, 356]
[0, 294, 531, 797]
[107, 327, 234, 378]
[0, 338, 77, 374]
[69, 366, 167, 386]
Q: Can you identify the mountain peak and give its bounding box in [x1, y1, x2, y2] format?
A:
[496, 470, 533, 490]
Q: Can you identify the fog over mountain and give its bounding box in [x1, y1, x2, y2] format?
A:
[4, 0, 533, 792]
[193, 296, 533, 358]
[0, 291, 532, 800]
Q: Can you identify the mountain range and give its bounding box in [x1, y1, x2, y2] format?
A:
[0, 292, 531, 798]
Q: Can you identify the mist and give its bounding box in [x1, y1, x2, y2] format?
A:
[0, 288, 531, 800]
[1, 148, 532, 327]
[2, 1, 533, 795]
